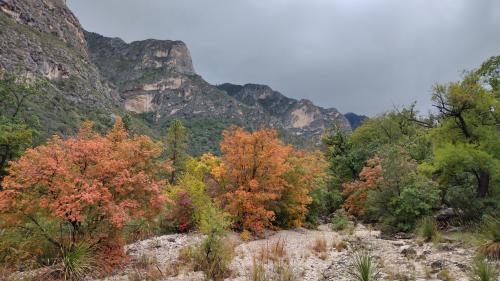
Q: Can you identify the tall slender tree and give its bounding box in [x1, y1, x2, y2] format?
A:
[166, 119, 188, 183]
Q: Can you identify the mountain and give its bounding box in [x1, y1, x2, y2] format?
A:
[344, 112, 368, 130]
[217, 83, 350, 139]
[0, 0, 126, 140]
[0, 0, 351, 154]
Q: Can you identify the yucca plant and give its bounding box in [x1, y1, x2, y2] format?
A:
[470, 259, 498, 281]
[60, 243, 96, 280]
[349, 251, 380, 281]
[479, 215, 500, 259]
[417, 216, 440, 242]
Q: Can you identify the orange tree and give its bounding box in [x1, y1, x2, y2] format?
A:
[213, 126, 324, 233]
[0, 118, 167, 269]
[274, 150, 327, 228]
[214, 126, 292, 233]
[342, 156, 383, 216]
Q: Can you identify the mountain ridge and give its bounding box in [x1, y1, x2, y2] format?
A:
[1, 0, 355, 154]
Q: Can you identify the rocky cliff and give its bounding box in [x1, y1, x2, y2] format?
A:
[1, 0, 352, 154]
[0, 0, 121, 139]
[217, 83, 351, 137]
[85, 32, 269, 124]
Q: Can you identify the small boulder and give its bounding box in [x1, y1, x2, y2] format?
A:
[430, 260, 444, 273]
[400, 246, 417, 258]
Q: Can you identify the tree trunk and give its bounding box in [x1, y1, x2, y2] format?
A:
[477, 170, 490, 198]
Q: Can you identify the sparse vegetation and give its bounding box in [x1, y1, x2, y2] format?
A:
[189, 234, 235, 281]
[259, 237, 288, 263]
[312, 236, 328, 254]
[331, 209, 349, 231]
[437, 268, 453, 281]
[248, 245, 296, 281]
[417, 217, 440, 242]
[478, 216, 500, 259]
[470, 259, 499, 281]
[348, 252, 380, 281]
[58, 243, 96, 281]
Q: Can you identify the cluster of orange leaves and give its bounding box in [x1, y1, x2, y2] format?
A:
[211, 126, 324, 233]
[0, 118, 169, 269]
[342, 156, 383, 216]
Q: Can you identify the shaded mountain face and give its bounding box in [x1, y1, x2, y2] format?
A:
[1, 0, 352, 154]
[344, 112, 368, 130]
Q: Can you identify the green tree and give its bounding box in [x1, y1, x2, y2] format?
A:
[0, 70, 42, 188]
[426, 57, 500, 200]
[166, 119, 188, 183]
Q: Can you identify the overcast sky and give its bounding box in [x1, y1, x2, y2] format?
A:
[68, 0, 500, 116]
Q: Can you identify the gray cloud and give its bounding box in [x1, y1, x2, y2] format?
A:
[68, 0, 500, 116]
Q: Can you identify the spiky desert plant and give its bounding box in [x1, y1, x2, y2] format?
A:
[60, 243, 96, 280]
[479, 215, 500, 259]
[470, 259, 498, 281]
[349, 251, 380, 281]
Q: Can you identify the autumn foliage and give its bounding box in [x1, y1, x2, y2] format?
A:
[0, 118, 168, 269]
[342, 156, 383, 216]
[211, 126, 323, 233]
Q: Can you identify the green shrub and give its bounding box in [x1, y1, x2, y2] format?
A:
[183, 192, 234, 281]
[470, 259, 498, 281]
[189, 234, 234, 281]
[417, 217, 440, 242]
[389, 175, 440, 231]
[349, 252, 380, 281]
[331, 209, 349, 231]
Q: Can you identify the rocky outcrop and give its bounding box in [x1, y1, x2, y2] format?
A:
[0, 0, 89, 57]
[217, 83, 351, 138]
[85, 33, 267, 123]
[0, 0, 120, 139]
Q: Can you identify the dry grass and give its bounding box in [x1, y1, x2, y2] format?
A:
[127, 268, 163, 281]
[312, 236, 328, 254]
[127, 253, 164, 281]
[248, 254, 296, 281]
[135, 254, 158, 270]
[437, 268, 453, 281]
[332, 239, 348, 252]
[259, 236, 287, 263]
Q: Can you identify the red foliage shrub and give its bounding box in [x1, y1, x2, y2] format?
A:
[0, 118, 168, 270]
